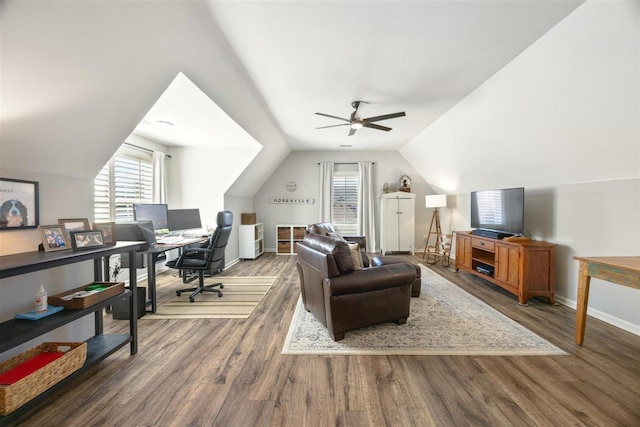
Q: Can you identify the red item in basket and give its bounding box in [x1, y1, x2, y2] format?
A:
[0, 352, 64, 385]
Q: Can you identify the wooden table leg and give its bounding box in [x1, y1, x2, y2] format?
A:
[575, 260, 591, 345]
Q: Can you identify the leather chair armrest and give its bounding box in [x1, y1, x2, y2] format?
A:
[324, 263, 416, 296]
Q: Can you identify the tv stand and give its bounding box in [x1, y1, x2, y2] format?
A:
[471, 229, 513, 240]
[455, 231, 555, 305]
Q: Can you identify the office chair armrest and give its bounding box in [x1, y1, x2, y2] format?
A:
[175, 248, 212, 267]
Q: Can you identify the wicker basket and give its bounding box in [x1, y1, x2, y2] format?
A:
[0, 342, 87, 415]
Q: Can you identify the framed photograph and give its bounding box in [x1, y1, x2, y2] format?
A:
[70, 230, 105, 250]
[93, 222, 116, 246]
[58, 218, 90, 243]
[0, 178, 39, 230]
[38, 225, 70, 252]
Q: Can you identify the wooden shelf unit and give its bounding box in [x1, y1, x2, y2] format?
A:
[276, 225, 306, 255]
[454, 231, 556, 305]
[239, 223, 264, 260]
[0, 241, 143, 422]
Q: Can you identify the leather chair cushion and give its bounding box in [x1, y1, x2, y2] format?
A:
[302, 233, 354, 274]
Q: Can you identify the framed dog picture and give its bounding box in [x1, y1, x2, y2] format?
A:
[0, 178, 39, 230]
[58, 218, 90, 243]
[70, 230, 105, 251]
[93, 222, 116, 246]
[38, 225, 70, 252]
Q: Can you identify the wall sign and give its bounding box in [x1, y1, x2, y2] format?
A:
[269, 197, 315, 205]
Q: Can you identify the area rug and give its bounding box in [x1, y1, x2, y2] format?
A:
[282, 266, 566, 355]
[143, 276, 276, 319]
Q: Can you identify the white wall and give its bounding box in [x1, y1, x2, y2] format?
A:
[401, 0, 640, 334]
[253, 150, 435, 252]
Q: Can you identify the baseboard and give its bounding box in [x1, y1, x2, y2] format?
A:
[449, 254, 639, 337]
[225, 257, 240, 269]
[554, 295, 640, 336]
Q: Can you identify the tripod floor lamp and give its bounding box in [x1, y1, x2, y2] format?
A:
[423, 194, 449, 265]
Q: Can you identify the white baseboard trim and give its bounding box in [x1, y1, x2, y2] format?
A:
[554, 295, 640, 336]
[449, 254, 639, 336]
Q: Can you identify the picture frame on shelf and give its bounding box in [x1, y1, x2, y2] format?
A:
[58, 218, 90, 243]
[38, 224, 70, 252]
[93, 222, 116, 246]
[70, 230, 105, 251]
[0, 177, 39, 230]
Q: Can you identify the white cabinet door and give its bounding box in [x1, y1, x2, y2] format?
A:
[397, 197, 415, 252]
[380, 192, 415, 254]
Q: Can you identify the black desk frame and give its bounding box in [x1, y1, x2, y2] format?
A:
[140, 237, 208, 313]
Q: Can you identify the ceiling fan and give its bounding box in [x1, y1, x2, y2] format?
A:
[315, 101, 406, 136]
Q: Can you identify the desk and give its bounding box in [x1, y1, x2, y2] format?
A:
[141, 237, 208, 312]
[574, 256, 640, 345]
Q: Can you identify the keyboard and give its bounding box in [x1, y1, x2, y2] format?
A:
[156, 236, 185, 245]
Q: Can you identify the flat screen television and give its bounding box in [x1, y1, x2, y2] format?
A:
[167, 208, 202, 232]
[133, 203, 168, 233]
[470, 187, 524, 237]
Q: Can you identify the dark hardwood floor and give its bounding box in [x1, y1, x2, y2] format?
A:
[9, 253, 640, 426]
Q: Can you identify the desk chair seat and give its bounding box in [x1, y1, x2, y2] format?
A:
[166, 211, 233, 302]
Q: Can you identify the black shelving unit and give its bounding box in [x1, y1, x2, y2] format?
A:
[0, 241, 144, 424]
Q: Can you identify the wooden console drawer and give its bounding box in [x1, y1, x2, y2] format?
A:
[472, 238, 495, 251]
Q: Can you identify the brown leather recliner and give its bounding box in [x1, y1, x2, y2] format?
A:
[306, 223, 422, 297]
[296, 232, 417, 341]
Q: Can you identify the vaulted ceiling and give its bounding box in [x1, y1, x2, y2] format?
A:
[0, 0, 585, 197]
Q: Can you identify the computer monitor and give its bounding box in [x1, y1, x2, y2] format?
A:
[133, 203, 168, 233]
[168, 208, 202, 232]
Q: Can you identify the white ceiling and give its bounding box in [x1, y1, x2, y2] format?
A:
[134, 0, 584, 151]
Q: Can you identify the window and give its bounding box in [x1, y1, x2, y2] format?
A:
[332, 169, 359, 235]
[94, 146, 153, 223]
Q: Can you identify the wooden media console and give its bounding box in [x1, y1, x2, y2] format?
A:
[454, 231, 556, 305]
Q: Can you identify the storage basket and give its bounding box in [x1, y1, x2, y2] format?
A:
[0, 342, 87, 415]
[49, 282, 125, 309]
[241, 213, 256, 224]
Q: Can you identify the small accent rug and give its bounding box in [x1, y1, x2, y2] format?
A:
[282, 266, 566, 355]
[143, 276, 276, 319]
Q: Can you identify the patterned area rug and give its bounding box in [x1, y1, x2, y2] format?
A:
[143, 276, 276, 319]
[282, 266, 566, 355]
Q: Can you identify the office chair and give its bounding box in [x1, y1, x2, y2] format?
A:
[166, 211, 233, 302]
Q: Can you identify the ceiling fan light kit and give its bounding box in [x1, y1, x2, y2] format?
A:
[315, 100, 405, 136]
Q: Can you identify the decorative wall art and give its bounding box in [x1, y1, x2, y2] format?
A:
[0, 178, 39, 230]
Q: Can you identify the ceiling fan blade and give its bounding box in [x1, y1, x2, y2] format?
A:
[348, 127, 358, 136]
[316, 123, 349, 129]
[315, 112, 350, 122]
[364, 112, 406, 123]
[363, 122, 392, 132]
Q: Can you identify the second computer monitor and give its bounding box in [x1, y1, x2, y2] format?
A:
[168, 208, 202, 232]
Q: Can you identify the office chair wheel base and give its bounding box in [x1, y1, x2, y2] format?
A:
[189, 297, 195, 302]
[218, 292, 223, 297]
[176, 291, 182, 296]
[220, 284, 224, 289]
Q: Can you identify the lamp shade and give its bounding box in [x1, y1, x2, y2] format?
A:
[425, 194, 447, 209]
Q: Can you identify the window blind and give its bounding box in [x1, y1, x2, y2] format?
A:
[94, 149, 153, 223]
[332, 170, 359, 235]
